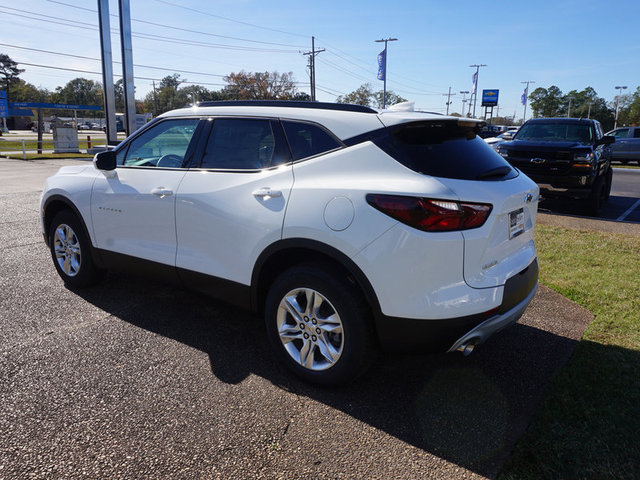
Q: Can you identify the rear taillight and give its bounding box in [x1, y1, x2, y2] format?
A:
[366, 194, 492, 232]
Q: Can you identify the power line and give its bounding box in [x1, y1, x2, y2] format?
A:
[15, 61, 227, 87]
[0, 7, 300, 54]
[0, 42, 230, 79]
[46, 0, 307, 48]
[150, 0, 309, 39]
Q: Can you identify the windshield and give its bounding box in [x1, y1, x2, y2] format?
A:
[515, 122, 594, 144]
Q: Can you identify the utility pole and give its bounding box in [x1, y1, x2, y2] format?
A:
[587, 102, 592, 118]
[375, 37, 398, 109]
[614, 85, 628, 128]
[152, 80, 158, 116]
[442, 87, 456, 115]
[459, 90, 469, 117]
[468, 64, 486, 118]
[521, 80, 535, 122]
[302, 36, 324, 101]
[567, 96, 575, 117]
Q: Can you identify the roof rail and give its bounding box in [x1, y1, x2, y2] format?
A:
[194, 100, 378, 114]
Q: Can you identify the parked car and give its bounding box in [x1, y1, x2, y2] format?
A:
[77, 123, 92, 130]
[605, 126, 640, 165]
[484, 132, 509, 150]
[497, 118, 614, 215]
[500, 127, 520, 141]
[40, 101, 539, 385]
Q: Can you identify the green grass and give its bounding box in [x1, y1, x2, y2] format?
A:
[499, 225, 640, 479]
[3, 153, 93, 160]
[0, 140, 100, 150]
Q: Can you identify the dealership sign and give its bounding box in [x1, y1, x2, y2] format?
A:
[481, 89, 499, 107]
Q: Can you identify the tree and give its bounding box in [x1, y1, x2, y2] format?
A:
[9, 79, 51, 103]
[142, 74, 186, 114]
[223, 71, 301, 100]
[529, 86, 564, 117]
[336, 83, 407, 108]
[54, 78, 103, 107]
[614, 87, 640, 127]
[0, 53, 24, 103]
[336, 84, 373, 107]
[371, 90, 407, 109]
[624, 87, 640, 125]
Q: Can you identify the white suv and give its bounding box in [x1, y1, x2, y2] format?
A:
[41, 101, 539, 385]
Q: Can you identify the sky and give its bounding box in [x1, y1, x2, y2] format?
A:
[1, 0, 639, 121]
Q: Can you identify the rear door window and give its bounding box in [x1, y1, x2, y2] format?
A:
[200, 118, 280, 170]
[611, 128, 630, 138]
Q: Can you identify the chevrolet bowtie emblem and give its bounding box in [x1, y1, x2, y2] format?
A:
[530, 157, 546, 164]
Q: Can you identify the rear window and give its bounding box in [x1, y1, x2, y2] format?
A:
[369, 121, 517, 181]
[516, 122, 594, 143]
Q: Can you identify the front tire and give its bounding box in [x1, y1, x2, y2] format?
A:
[587, 174, 607, 216]
[49, 210, 105, 288]
[265, 264, 376, 386]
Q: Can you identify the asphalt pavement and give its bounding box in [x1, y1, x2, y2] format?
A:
[539, 167, 640, 223]
[0, 157, 595, 479]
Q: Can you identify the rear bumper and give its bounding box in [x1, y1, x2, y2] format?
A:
[373, 258, 538, 352]
[447, 281, 537, 353]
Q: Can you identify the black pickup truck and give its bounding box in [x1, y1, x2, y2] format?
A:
[496, 118, 615, 215]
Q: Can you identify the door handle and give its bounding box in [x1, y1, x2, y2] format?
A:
[151, 187, 173, 198]
[252, 187, 282, 199]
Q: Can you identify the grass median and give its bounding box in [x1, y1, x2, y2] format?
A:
[3, 153, 93, 160]
[499, 224, 640, 479]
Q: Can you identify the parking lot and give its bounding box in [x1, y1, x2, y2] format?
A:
[0, 157, 624, 479]
[538, 167, 640, 223]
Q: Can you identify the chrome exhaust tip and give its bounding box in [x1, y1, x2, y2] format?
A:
[457, 343, 476, 356]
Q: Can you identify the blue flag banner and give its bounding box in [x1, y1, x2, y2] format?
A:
[521, 87, 528, 105]
[377, 49, 386, 81]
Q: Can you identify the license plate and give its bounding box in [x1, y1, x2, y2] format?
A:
[509, 208, 525, 239]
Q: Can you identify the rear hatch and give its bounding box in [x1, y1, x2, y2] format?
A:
[438, 174, 538, 288]
[370, 117, 539, 289]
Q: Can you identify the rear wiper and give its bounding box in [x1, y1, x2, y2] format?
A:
[476, 166, 512, 179]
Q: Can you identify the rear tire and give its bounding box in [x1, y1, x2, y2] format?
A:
[265, 264, 377, 386]
[49, 210, 105, 288]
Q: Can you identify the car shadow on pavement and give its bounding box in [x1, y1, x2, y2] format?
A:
[74, 271, 585, 479]
[539, 195, 640, 222]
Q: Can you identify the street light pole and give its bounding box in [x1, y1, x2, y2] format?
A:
[614, 85, 628, 129]
[567, 96, 575, 117]
[459, 90, 469, 117]
[375, 37, 398, 109]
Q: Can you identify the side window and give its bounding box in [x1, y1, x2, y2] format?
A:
[121, 118, 198, 167]
[282, 121, 342, 161]
[612, 128, 629, 138]
[633, 129, 640, 139]
[594, 122, 603, 140]
[201, 118, 275, 170]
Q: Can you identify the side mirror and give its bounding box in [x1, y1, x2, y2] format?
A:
[597, 135, 615, 146]
[94, 150, 117, 171]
